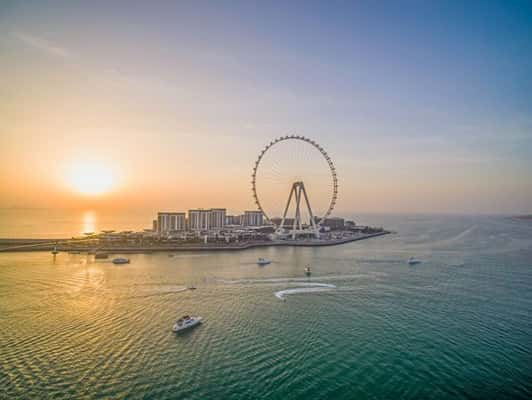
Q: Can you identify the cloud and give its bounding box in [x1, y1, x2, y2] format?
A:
[11, 31, 72, 58]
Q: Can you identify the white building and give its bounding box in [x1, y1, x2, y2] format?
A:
[209, 208, 226, 229]
[225, 215, 242, 226]
[188, 209, 211, 231]
[243, 210, 263, 227]
[157, 212, 186, 233]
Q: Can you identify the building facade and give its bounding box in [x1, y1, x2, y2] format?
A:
[320, 217, 345, 230]
[209, 208, 226, 230]
[226, 214, 244, 226]
[243, 210, 264, 227]
[157, 212, 186, 233]
[188, 209, 211, 231]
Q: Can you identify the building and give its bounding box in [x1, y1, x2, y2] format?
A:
[188, 209, 211, 231]
[243, 210, 264, 227]
[157, 212, 186, 233]
[188, 208, 226, 231]
[225, 215, 241, 226]
[316, 217, 345, 230]
[209, 208, 226, 229]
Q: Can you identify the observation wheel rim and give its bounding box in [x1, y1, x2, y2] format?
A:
[251, 135, 338, 227]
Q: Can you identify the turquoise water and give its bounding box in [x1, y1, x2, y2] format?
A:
[1, 215, 531, 399]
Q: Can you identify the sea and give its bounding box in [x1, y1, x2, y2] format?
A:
[0, 211, 531, 399]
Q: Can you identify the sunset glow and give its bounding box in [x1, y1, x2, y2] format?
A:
[1, 3, 531, 400]
[66, 163, 116, 196]
[0, 1, 530, 215]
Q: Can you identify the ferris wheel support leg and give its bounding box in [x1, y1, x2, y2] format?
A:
[301, 182, 320, 239]
[293, 184, 303, 239]
[298, 185, 304, 231]
[279, 183, 296, 234]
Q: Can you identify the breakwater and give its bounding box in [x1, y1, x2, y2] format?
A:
[0, 232, 389, 253]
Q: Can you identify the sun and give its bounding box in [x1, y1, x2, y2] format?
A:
[67, 162, 116, 196]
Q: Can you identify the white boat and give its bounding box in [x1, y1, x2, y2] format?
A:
[172, 315, 202, 332]
[304, 265, 311, 276]
[112, 257, 130, 264]
[257, 258, 271, 266]
[408, 257, 421, 265]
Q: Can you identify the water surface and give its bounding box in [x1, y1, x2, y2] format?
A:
[1, 215, 531, 399]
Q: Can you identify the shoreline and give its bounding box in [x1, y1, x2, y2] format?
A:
[0, 231, 390, 253]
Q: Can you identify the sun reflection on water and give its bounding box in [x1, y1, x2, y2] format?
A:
[81, 211, 96, 235]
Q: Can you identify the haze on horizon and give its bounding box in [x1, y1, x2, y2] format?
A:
[1, 1, 531, 215]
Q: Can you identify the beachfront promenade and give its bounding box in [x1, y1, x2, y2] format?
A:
[0, 232, 389, 253]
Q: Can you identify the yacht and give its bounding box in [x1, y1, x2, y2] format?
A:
[172, 315, 202, 333]
[304, 265, 312, 276]
[257, 258, 271, 266]
[408, 257, 421, 265]
[112, 257, 130, 265]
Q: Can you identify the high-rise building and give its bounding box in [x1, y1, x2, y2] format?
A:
[209, 208, 226, 229]
[188, 209, 211, 231]
[157, 212, 186, 233]
[243, 210, 264, 227]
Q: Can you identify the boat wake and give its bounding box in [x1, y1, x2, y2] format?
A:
[216, 274, 380, 286]
[130, 286, 189, 298]
[274, 283, 336, 300]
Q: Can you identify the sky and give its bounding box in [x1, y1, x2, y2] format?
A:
[1, 0, 531, 215]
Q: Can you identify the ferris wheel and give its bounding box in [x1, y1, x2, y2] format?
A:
[251, 135, 338, 238]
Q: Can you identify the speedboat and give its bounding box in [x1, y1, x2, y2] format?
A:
[112, 257, 130, 264]
[257, 258, 271, 266]
[172, 315, 202, 333]
[408, 257, 421, 265]
[304, 266, 311, 276]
